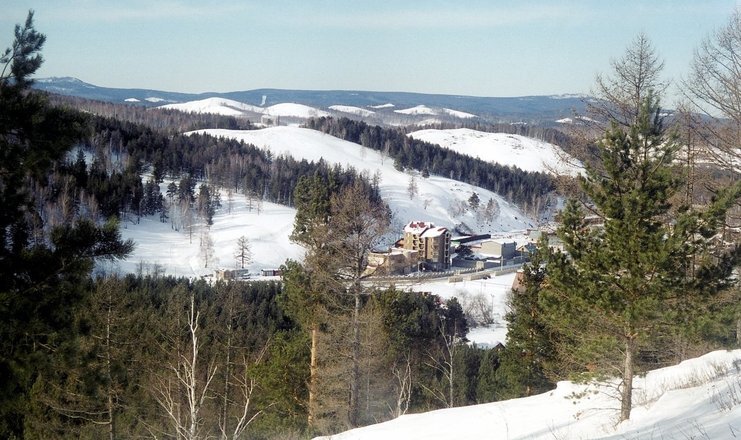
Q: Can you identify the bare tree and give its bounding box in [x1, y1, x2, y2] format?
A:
[407, 173, 418, 200]
[591, 32, 667, 127]
[200, 228, 216, 268]
[233, 235, 252, 270]
[684, 9, 741, 170]
[154, 293, 218, 440]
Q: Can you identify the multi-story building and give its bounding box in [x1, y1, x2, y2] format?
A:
[402, 221, 451, 270]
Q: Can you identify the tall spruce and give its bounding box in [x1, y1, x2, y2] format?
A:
[0, 11, 133, 437]
[542, 95, 740, 422]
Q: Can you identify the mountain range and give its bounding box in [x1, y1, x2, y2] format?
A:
[33, 76, 589, 123]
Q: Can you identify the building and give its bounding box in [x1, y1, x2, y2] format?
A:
[214, 268, 250, 281]
[366, 248, 419, 276]
[261, 269, 283, 277]
[480, 239, 516, 260]
[402, 221, 451, 270]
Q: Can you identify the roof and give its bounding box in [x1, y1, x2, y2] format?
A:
[421, 227, 449, 238]
[404, 221, 436, 234]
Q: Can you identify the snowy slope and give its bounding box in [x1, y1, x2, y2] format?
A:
[193, 126, 536, 234]
[158, 99, 327, 119]
[160, 97, 263, 116]
[317, 349, 741, 440]
[264, 103, 330, 118]
[395, 105, 437, 116]
[409, 128, 582, 176]
[442, 108, 476, 119]
[394, 105, 477, 119]
[111, 198, 303, 278]
[329, 105, 376, 117]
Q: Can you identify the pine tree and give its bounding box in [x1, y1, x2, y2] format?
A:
[468, 192, 480, 211]
[542, 96, 740, 422]
[0, 12, 133, 437]
[495, 237, 555, 400]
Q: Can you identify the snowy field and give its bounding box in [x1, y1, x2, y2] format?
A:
[317, 349, 741, 440]
[409, 128, 582, 176]
[108, 198, 304, 278]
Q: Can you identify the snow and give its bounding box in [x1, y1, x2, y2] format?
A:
[316, 349, 741, 440]
[405, 273, 516, 347]
[192, 126, 536, 235]
[145, 97, 167, 103]
[264, 103, 330, 118]
[370, 103, 395, 109]
[409, 128, 583, 176]
[159, 99, 329, 119]
[159, 97, 263, 116]
[442, 108, 477, 119]
[111, 198, 304, 278]
[124, 97, 140, 102]
[395, 105, 437, 116]
[556, 115, 596, 124]
[329, 105, 376, 117]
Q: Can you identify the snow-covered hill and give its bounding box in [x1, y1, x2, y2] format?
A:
[264, 103, 330, 118]
[409, 128, 582, 176]
[158, 97, 479, 125]
[329, 105, 376, 117]
[395, 105, 477, 119]
[317, 349, 741, 440]
[193, 126, 536, 234]
[160, 97, 263, 116]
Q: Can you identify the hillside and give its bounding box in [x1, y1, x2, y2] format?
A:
[408, 128, 582, 176]
[192, 126, 537, 231]
[316, 349, 741, 440]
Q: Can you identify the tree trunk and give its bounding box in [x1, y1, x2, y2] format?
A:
[620, 335, 635, 422]
[349, 287, 361, 426]
[105, 294, 115, 440]
[308, 324, 318, 429]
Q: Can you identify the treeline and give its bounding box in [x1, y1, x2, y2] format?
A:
[21, 274, 506, 439]
[305, 117, 556, 214]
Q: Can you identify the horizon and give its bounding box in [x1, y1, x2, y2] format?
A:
[38, 75, 596, 99]
[3, 1, 738, 102]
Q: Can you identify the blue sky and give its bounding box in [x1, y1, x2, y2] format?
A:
[2, 1, 737, 99]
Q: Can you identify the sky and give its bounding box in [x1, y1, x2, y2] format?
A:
[1, 1, 738, 99]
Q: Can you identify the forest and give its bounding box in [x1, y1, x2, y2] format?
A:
[1, 8, 740, 440]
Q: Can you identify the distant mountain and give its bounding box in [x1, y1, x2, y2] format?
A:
[33, 77, 589, 122]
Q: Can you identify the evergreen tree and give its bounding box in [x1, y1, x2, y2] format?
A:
[0, 13, 133, 437]
[495, 237, 555, 400]
[542, 96, 740, 421]
[468, 192, 480, 211]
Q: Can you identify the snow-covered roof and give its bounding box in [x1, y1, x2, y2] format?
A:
[421, 227, 449, 238]
[404, 221, 436, 234]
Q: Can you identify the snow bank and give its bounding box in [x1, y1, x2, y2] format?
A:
[316, 349, 741, 440]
